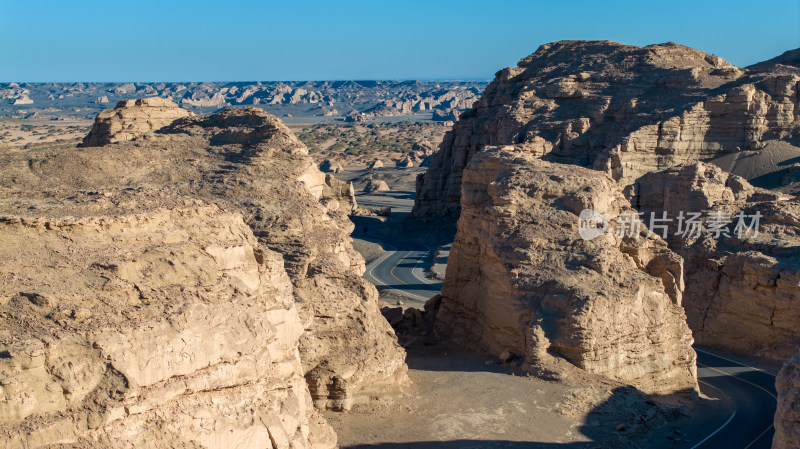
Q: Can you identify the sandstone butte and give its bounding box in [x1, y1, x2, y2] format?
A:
[414, 40, 800, 219]
[413, 40, 800, 359]
[433, 146, 698, 395]
[0, 102, 408, 447]
[410, 41, 800, 443]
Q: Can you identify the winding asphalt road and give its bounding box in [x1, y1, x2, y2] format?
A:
[690, 348, 778, 449]
[352, 228, 442, 304]
[356, 229, 780, 448]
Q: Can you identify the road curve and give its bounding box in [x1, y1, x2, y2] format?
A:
[354, 229, 779, 448]
[690, 348, 778, 449]
[352, 228, 442, 304]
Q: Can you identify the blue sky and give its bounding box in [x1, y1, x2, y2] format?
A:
[1, 0, 798, 82]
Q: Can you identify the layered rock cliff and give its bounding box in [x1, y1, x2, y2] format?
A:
[80, 97, 194, 146]
[0, 104, 408, 411]
[775, 348, 800, 449]
[433, 146, 697, 394]
[0, 190, 336, 448]
[633, 162, 800, 360]
[413, 40, 800, 219]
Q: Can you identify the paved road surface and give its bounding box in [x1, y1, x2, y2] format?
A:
[690, 348, 778, 449]
[353, 227, 441, 305]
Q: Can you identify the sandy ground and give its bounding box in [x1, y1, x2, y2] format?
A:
[324, 339, 727, 449]
[0, 118, 91, 147]
[709, 139, 800, 190]
[343, 193, 731, 449]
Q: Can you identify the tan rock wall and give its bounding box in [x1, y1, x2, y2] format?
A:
[0, 192, 336, 449]
[434, 146, 697, 394]
[775, 348, 800, 449]
[633, 162, 800, 360]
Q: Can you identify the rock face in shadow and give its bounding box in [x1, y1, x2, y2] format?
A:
[775, 348, 800, 449]
[80, 97, 194, 146]
[633, 162, 800, 360]
[433, 146, 697, 394]
[747, 48, 800, 72]
[0, 191, 336, 448]
[0, 106, 408, 413]
[413, 40, 800, 219]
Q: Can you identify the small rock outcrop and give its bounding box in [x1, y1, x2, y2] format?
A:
[367, 159, 384, 169]
[633, 162, 800, 360]
[0, 191, 336, 448]
[363, 179, 390, 193]
[321, 173, 357, 214]
[396, 156, 414, 168]
[413, 40, 800, 219]
[80, 97, 193, 147]
[319, 159, 343, 173]
[775, 348, 800, 449]
[434, 146, 697, 394]
[344, 112, 366, 123]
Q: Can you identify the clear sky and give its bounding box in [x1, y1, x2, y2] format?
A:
[1, 0, 799, 82]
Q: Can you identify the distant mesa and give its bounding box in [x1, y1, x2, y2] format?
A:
[407, 141, 437, 166]
[12, 95, 33, 105]
[0, 80, 485, 122]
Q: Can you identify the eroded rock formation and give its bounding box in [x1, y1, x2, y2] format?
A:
[80, 97, 194, 146]
[0, 191, 336, 448]
[321, 173, 357, 215]
[434, 146, 697, 394]
[775, 348, 800, 449]
[633, 162, 800, 359]
[364, 179, 390, 193]
[0, 106, 408, 413]
[413, 40, 800, 219]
